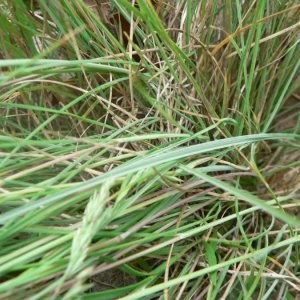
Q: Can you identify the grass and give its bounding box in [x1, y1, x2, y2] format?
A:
[0, 0, 300, 299]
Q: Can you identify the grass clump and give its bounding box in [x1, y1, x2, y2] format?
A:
[0, 0, 300, 299]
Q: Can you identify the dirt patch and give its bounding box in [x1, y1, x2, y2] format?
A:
[88, 268, 139, 292]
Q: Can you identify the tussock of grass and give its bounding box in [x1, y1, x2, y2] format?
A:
[0, 0, 300, 299]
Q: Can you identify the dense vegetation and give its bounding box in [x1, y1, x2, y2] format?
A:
[0, 0, 300, 299]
